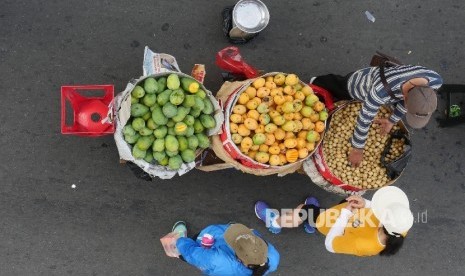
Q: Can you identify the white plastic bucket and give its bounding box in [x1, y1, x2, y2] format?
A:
[229, 0, 270, 39]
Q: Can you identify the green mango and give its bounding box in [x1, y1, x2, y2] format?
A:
[182, 95, 196, 108]
[162, 102, 178, 118]
[131, 96, 139, 104]
[157, 77, 167, 93]
[152, 138, 165, 152]
[124, 133, 140, 144]
[187, 135, 199, 150]
[177, 136, 188, 152]
[131, 103, 149, 117]
[153, 126, 168, 139]
[189, 108, 202, 118]
[153, 151, 166, 162]
[151, 106, 168, 125]
[174, 122, 188, 136]
[132, 146, 146, 159]
[172, 106, 190, 123]
[159, 156, 169, 166]
[144, 149, 154, 163]
[144, 77, 159, 94]
[181, 77, 200, 93]
[136, 136, 153, 151]
[181, 149, 196, 163]
[196, 89, 206, 99]
[142, 93, 157, 107]
[157, 89, 172, 106]
[139, 127, 153, 136]
[202, 98, 214, 115]
[166, 120, 175, 128]
[193, 119, 205, 134]
[186, 126, 195, 137]
[167, 127, 176, 136]
[131, 85, 145, 98]
[142, 112, 151, 121]
[147, 118, 158, 130]
[196, 133, 210, 149]
[184, 115, 195, 126]
[193, 96, 205, 111]
[167, 74, 181, 90]
[170, 89, 185, 106]
[132, 118, 145, 131]
[165, 135, 179, 152]
[123, 125, 136, 136]
[168, 155, 183, 170]
[166, 150, 179, 158]
[200, 114, 216, 129]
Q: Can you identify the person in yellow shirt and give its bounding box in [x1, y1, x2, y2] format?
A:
[254, 186, 414, 257]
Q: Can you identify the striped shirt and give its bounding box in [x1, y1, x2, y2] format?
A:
[347, 65, 443, 149]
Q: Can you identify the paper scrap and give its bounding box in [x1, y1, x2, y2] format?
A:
[365, 11, 375, 22]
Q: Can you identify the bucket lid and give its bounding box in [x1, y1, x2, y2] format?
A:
[233, 0, 270, 33]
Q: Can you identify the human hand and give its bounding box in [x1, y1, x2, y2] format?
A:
[346, 195, 365, 209]
[348, 148, 363, 167]
[374, 118, 394, 136]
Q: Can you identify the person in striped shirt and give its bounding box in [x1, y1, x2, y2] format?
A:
[311, 65, 443, 166]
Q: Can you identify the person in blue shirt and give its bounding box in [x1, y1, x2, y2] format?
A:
[171, 222, 280, 276]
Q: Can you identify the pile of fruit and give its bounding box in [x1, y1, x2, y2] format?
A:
[323, 102, 406, 189]
[228, 73, 327, 166]
[384, 137, 406, 163]
[123, 74, 217, 170]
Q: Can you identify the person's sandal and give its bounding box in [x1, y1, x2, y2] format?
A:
[172, 221, 188, 238]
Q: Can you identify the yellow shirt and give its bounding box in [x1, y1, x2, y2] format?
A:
[316, 203, 385, 256]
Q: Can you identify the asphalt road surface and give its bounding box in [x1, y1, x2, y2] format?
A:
[1, 0, 464, 275]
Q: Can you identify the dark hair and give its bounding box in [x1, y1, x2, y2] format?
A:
[379, 227, 404, 256]
[248, 262, 269, 276]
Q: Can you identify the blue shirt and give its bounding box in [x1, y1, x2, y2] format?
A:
[347, 65, 442, 148]
[176, 224, 280, 276]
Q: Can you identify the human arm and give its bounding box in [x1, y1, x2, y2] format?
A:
[176, 238, 217, 272]
[264, 243, 280, 275]
[324, 207, 354, 253]
[388, 101, 407, 125]
[351, 97, 382, 150]
[349, 97, 382, 166]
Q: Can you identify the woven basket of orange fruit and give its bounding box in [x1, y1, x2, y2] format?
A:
[217, 72, 328, 172]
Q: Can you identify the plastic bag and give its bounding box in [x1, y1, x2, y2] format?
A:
[160, 232, 181, 258]
[380, 130, 412, 180]
[215, 46, 259, 79]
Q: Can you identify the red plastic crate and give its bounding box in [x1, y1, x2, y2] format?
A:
[61, 85, 115, 136]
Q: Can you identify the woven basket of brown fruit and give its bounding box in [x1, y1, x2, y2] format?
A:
[312, 101, 410, 191]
